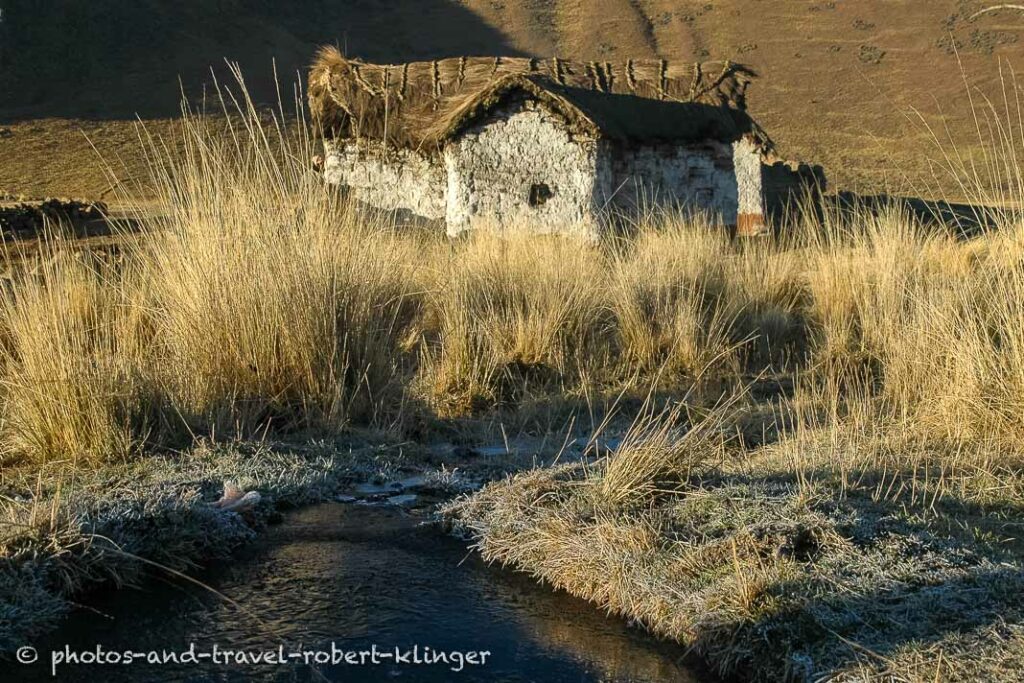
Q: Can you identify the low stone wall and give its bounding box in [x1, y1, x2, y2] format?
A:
[0, 197, 107, 239]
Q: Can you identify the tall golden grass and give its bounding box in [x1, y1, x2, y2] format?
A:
[0, 249, 149, 465]
[4, 68, 1024, 475]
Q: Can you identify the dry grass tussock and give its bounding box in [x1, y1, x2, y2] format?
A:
[136, 133, 425, 435]
[0, 248, 151, 466]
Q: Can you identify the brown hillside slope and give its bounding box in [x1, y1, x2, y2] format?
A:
[0, 0, 1021, 201]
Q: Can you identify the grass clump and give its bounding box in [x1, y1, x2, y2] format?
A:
[0, 248, 151, 466]
[597, 402, 728, 506]
[609, 219, 738, 378]
[418, 229, 612, 415]
[135, 99, 424, 437]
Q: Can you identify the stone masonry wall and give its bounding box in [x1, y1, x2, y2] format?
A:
[322, 106, 768, 238]
[323, 140, 446, 220]
[443, 99, 601, 238]
[605, 141, 741, 225]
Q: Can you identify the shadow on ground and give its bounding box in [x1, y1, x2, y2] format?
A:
[832, 191, 1005, 236]
[766, 170, 1006, 237]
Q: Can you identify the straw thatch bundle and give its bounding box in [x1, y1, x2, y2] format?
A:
[309, 46, 766, 154]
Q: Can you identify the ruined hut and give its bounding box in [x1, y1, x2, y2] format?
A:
[309, 46, 777, 237]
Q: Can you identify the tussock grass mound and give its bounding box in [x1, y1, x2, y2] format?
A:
[446, 409, 1024, 681]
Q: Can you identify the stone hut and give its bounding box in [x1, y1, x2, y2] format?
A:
[309, 46, 781, 238]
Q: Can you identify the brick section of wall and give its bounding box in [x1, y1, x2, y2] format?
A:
[605, 141, 741, 225]
[736, 212, 767, 237]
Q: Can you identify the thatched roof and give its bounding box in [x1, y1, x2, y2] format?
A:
[309, 47, 771, 154]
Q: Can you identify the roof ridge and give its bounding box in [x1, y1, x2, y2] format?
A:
[308, 46, 765, 153]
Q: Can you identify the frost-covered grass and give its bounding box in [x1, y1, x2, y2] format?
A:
[0, 438, 392, 652]
[445, 407, 1024, 682]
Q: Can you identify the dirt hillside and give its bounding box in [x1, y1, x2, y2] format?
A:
[1, 0, 1021, 201]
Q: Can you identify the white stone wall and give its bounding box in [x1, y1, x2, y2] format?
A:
[321, 107, 766, 237]
[732, 137, 766, 235]
[322, 140, 446, 220]
[443, 100, 602, 238]
[733, 138, 764, 216]
[605, 141, 742, 224]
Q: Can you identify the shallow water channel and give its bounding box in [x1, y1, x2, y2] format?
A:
[18, 504, 712, 682]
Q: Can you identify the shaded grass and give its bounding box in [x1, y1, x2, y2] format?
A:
[445, 412, 1024, 681]
[0, 438, 388, 652]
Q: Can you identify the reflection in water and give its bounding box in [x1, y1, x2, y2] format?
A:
[19, 505, 711, 682]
